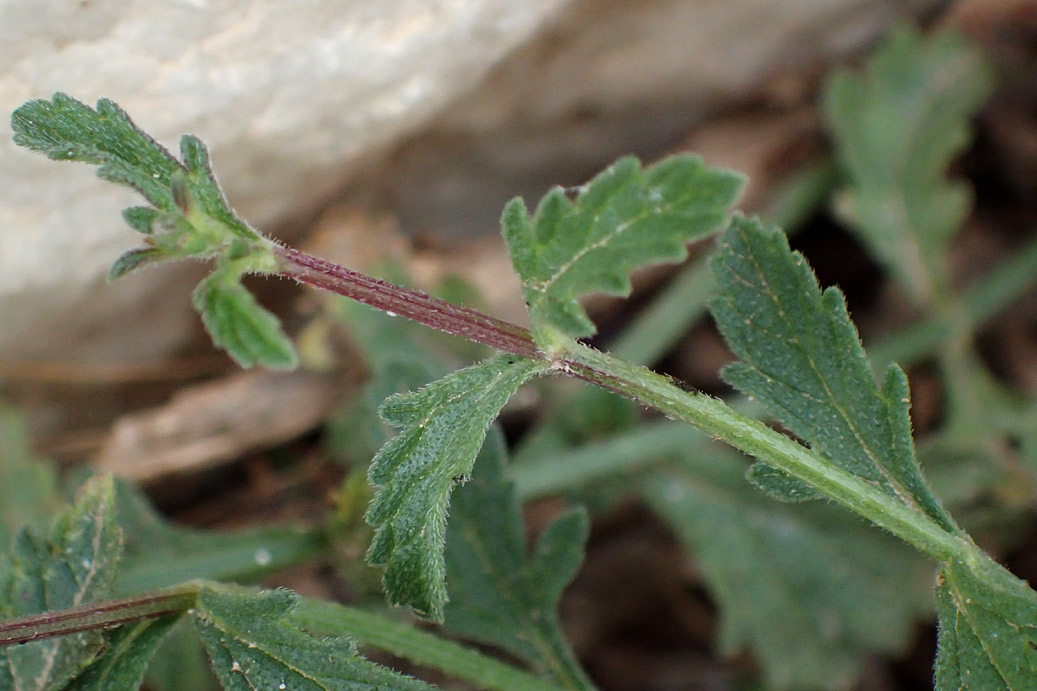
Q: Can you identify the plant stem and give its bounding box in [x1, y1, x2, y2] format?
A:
[273, 236, 985, 563]
[0, 585, 199, 647]
[291, 598, 566, 691]
[559, 343, 971, 564]
[511, 420, 703, 500]
[274, 245, 539, 359]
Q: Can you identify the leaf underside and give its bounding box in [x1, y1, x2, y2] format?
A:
[191, 585, 432, 690]
[823, 25, 993, 304]
[444, 431, 592, 688]
[366, 354, 547, 620]
[0, 476, 123, 691]
[502, 154, 743, 344]
[709, 216, 956, 532]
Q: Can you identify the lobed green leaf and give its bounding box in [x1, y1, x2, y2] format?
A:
[502, 154, 742, 346]
[65, 616, 180, 691]
[11, 93, 182, 208]
[324, 295, 452, 467]
[643, 457, 933, 691]
[935, 560, 1037, 689]
[145, 618, 220, 691]
[366, 354, 548, 620]
[0, 475, 123, 691]
[823, 25, 993, 305]
[108, 247, 165, 281]
[445, 431, 593, 688]
[192, 273, 298, 370]
[709, 216, 957, 532]
[178, 135, 258, 241]
[191, 584, 432, 690]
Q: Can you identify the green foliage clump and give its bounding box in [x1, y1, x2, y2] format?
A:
[3, 21, 1037, 691]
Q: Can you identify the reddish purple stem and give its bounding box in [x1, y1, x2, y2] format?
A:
[274, 245, 541, 360]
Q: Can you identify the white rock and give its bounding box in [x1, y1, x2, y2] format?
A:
[0, 0, 565, 359]
[0, 0, 903, 364]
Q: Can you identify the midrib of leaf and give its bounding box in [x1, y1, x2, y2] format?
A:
[727, 241, 921, 511]
[561, 342, 966, 563]
[538, 203, 665, 294]
[32, 505, 107, 691]
[946, 583, 1006, 683]
[383, 366, 524, 520]
[451, 514, 581, 688]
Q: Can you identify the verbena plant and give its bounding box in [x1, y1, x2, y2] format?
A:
[2, 24, 1036, 690]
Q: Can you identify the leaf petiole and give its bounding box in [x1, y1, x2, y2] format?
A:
[0, 585, 199, 648]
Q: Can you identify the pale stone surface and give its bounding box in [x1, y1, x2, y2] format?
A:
[0, 0, 565, 359]
[0, 0, 914, 363]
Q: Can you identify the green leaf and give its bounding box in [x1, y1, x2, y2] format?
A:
[643, 455, 934, 691]
[11, 93, 182, 208]
[121, 206, 159, 234]
[366, 354, 548, 620]
[445, 430, 593, 689]
[502, 154, 742, 345]
[109, 247, 165, 280]
[192, 272, 298, 370]
[145, 618, 220, 691]
[0, 475, 123, 691]
[65, 616, 180, 691]
[178, 135, 258, 241]
[191, 584, 433, 690]
[0, 406, 62, 546]
[709, 216, 957, 532]
[113, 479, 324, 595]
[325, 298, 451, 466]
[935, 560, 1037, 689]
[823, 25, 993, 304]
[744, 462, 823, 503]
[12, 93, 267, 298]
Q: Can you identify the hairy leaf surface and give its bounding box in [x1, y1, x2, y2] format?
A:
[824, 26, 993, 304]
[0, 476, 122, 691]
[65, 616, 179, 691]
[193, 273, 298, 370]
[145, 618, 220, 691]
[643, 456, 933, 691]
[709, 216, 956, 531]
[502, 155, 742, 345]
[12, 93, 182, 209]
[11, 94, 257, 243]
[445, 431, 592, 689]
[935, 561, 1037, 689]
[191, 584, 431, 690]
[325, 296, 452, 467]
[366, 354, 547, 620]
